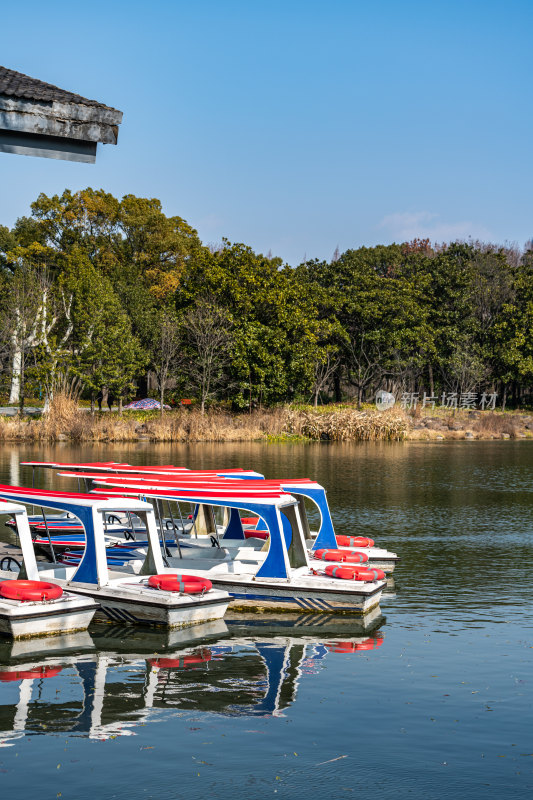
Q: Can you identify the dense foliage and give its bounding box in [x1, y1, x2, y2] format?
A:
[1, 188, 532, 411]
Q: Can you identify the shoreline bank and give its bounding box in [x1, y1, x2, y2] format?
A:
[0, 406, 531, 443]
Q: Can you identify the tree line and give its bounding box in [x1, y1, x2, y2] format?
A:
[0, 188, 532, 413]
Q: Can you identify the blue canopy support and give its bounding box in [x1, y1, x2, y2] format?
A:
[281, 504, 309, 569]
[172, 495, 294, 580]
[280, 513, 293, 549]
[70, 506, 105, 585]
[287, 487, 337, 550]
[0, 488, 102, 584]
[249, 504, 289, 579]
[221, 507, 245, 540]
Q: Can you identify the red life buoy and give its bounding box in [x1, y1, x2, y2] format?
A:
[241, 517, 259, 525]
[336, 535, 375, 548]
[324, 564, 359, 580]
[351, 567, 386, 581]
[244, 529, 269, 540]
[324, 565, 384, 582]
[0, 666, 62, 682]
[148, 574, 212, 594]
[314, 548, 344, 561]
[314, 549, 368, 563]
[343, 552, 368, 563]
[0, 580, 63, 602]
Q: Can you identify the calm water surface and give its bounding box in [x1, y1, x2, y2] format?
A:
[0, 440, 532, 799]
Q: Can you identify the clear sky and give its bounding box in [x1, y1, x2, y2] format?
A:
[1, 0, 532, 265]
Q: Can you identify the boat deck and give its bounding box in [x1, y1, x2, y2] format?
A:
[0, 540, 22, 561]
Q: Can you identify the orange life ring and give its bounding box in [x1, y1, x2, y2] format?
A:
[0, 666, 62, 682]
[343, 552, 368, 563]
[148, 573, 212, 594]
[0, 580, 63, 602]
[314, 549, 368, 563]
[244, 529, 269, 540]
[336, 536, 375, 548]
[314, 548, 345, 561]
[352, 567, 386, 581]
[324, 565, 384, 581]
[324, 564, 359, 580]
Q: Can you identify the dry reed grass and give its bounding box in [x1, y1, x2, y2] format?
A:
[0, 400, 409, 443]
[0, 398, 527, 442]
[472, 412, 521, 437]
[285, 407, 408, 441]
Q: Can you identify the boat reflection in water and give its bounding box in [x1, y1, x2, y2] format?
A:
[0, 610, 385, 744]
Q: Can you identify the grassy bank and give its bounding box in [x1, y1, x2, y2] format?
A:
[0, 398, 531, 443]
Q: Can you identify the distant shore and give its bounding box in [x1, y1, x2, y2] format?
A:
[0, 403, 531, 443]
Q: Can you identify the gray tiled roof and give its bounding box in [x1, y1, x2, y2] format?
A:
[0, 65, 118, 111]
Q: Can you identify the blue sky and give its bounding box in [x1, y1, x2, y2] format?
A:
[1, 0, 532, 264]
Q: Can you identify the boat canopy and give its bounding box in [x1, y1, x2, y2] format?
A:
[58, 471, 338, 550]
[22, 460, 338, 551]
[88, 478, 310, 580]
[0, 485, 163, 586]
[21, 461, 264, 478]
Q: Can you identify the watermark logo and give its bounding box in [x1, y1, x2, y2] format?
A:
[400, 391, 497, 410]
[375, 390, 396, 411]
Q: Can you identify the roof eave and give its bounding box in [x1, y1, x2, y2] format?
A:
[0, 93, 122, 163]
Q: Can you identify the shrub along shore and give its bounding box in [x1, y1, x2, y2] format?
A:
[0, 401, 531, 443]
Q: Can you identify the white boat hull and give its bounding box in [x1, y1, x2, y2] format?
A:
[214, 579, 382, 615]
[48, 581, 230, 629]
[144, 552, 385, 615]
[151, 564, 384, 615]
[1, 565, 230, 630]
[0, 594, 97, 639]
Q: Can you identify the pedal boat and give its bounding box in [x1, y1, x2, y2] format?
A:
[0, 501, 97, 639]
[84, 479, 386, 615]
[24, 461, 399, 572]
[76, 470, 399, 573]
[0, 486, 230, 629]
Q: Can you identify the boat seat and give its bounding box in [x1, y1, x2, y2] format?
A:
[170, 546, 230, 561]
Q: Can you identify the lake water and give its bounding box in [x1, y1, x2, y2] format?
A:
[0, 440, 532, 799]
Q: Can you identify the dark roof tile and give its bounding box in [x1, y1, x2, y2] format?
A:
[0, 65, 119, 111]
